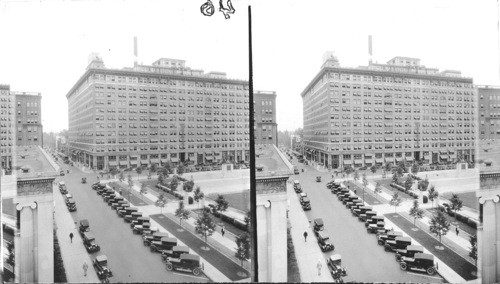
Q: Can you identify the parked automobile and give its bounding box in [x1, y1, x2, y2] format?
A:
[58, 181, 66, 189]
[103, 192, 116, 202]
[131, 217, 150, 228]
[64, 194, 73, 204]
[358, 210, 377, 222]
[112, 200, 128, 210]
[150, 237, 178, 253]
[399, 253, 436, 275]
[161, 246, 190, 262]
[81, 177, 87, 184]
[294, 167, 300, 175]
[143, 232, 170, 246]
[316, 176, 322, 182]
[108, 196, 123, 206]
[395, 245, 424, 261]
[365, 216, 384, 227]
[366, 221, 385, 234]
[79, 219, 90, 236]
[125, 211, 143, 223]
[346, 198, 362, 209]
[384, 236, 412, 252]
[118, 207, 138, 218]
[82, 232, 100, 253]
[66, 198, 77, 212]
[336, 187, 349, 197]
[301, 197, 311, 211]
[342, 195, 358, 205]
[299, 193, 308, 205]
[377, 231, 403, 245]
[293, 180, 302, 193]
[348, 200, 364, 212]
[59, 183, 68, 194]
[316, 229, 335, 252]
[60, 170, 65, 176]
[353, 206, 372, 217]
[93, 255, 113, 280]
[313, 218, 324, 232]
[165, 253, 202, 276]
[133, 222, 151, 234]
[327, 254, 347, 279]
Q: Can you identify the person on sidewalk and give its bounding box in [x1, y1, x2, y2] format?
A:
[83, 261, 88, 276]
[456, 226, 459, 236]
[303, 231, 308, 242]
[317, 259, 322, 276]
[221, 226, 225, 237]
[69, 232, 74, 243]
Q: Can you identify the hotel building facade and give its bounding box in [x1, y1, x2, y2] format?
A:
[301, 55, 476, 170]
[66, 55, 250, 170]
[254, 91, 278, 146]
[478, 86, 500, 140]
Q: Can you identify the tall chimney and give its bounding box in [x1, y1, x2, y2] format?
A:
[368, 35, 373, 64]
[134, 36, 138, 66]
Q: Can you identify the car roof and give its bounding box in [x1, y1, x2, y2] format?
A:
[80, 219, 89, 226]
[317, 230, 330, 239]
[154, 232, 169, 237]
[65, 194, 72, 197]
[138, 217, 150, 221]
[173, 246, 190, 252]
[293, 180, 300, 183]
[300, 193, 307, 197]
[314, 218, 324, 225]
[131, 212, 142, 216]
[83, 232, 95, 240]
[59, 181, 65, 185]
[96, 255, 107, 262]
[366, 211, 377, 215]
[181, 254, 200, 261]
[414, 253, 434, 261]
[161, 237, 177, 243]
[372, 216, 384, 220]
[302, 197, 310, 202]
[395, 236, 412, 242]
[67, 198, 75, 203]
[329, 254, 341, 262]
[407, 245, 424, 251]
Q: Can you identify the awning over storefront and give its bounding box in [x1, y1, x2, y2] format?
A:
[119, 161, 128, 165]
[405, 157, 414, 161]
[343, 160, 352, 165]
[365, 159, 373, 164]
[354, 160, 363, 164]
[130, 160, 138, 165]
[364, 153, 373, 157]
[171, 157, 179, 162]
[385, 157, 393, 162]
[205, 156, 213, 160]
[440, 155, 448, 159]
[151, 159, 159, 164]
[395, 157, 403, 162]
[161, 159, 167, 163]
[439, 150, 447, 154]
[375, 159, 383, 163]
[215, 152, 221, 156]
[141, 160, 148, 165]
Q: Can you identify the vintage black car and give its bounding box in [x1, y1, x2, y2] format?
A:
[81, 177, 87, 184]
[365, 215, 384, 227]
[60, 170, 65, 176]
[353, 206, 372, 217]
[293, 180, 302, 193]
[103, 192, 116, 203]
[348, 200, 364, 211]
[109, 196, 124, 206]
[377, 231, 403, 245]
[59, 182, 68, 194]
[133, 222, 151, 234]
[326, 181, 340, 190]
[113, 200, 129, 210]
[161, 246, 190, 262]
[299, 193, 308, 205]
[150, 237, 178, 253]
[342, 195, 358, 205]
[92, 182, 105, 191]
[118, 207, 138, 218]
[384, 236, 412, 252]
[395, 245, 424, 261]
[301, 197, 311, 211]
[316, 176, 322, 182]
[66, 198, 77, 212]
[82, 232, 100, 253]
[327, 254, 347, 280]
[316, 229, 335, 252]
[79, 219, 90, 236]
[367, 221, 385, 234]
[336, 187, 349, 196]
[100, 188, 114, 197]
[125, 211, 143, 223]
[313, 218, 324, 232]
[338, 192, 351, 202]
[400, 253, 436, 275]
[143, 232, 169, 246]
[165, 253, 202, 276]
[93, 255, 113, 280]
[131, 216, 150, 228]
[359, 210, 377, 222]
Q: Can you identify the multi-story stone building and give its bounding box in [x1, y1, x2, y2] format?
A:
[254, 91, 277, 146]
[66, 54, 250, 170]
[478, 86, 500, 140]
[14, 92, 42, 147]
[301, 54, 476, 170]
[1, 85, 15, 171]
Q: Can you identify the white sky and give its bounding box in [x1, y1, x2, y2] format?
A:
[252, 0, 500, 131]
[1, 0, 499, 133]
[0, 0, 250, 132]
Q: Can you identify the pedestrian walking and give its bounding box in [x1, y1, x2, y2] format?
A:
[69, 232, 74, 243]
[456, 226, 459, 236]
[83, 261, 88, 276]
[303, 231, 308, 242]
[221, 226, 225, 237]
[317, 259, 322, 276]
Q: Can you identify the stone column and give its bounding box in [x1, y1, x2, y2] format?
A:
[480, 196, 498, 283]
[16, 202, 37, 283]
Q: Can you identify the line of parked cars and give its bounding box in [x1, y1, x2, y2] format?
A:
[91, 181, 203, 276]
[58, 182, 78, 212]
[78, 219, 112, 282]
[327, 179, 438, 276]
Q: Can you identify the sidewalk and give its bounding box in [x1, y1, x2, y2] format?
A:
[287, 183, 334, 282]
[53, 184, 100, 283]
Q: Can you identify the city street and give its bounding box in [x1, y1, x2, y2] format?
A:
[56, 163, 209, 283]
[290, 158, 444, 283]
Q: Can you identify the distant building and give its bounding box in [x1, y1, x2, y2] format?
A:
[13, 92, 42, 147]
[254, 91, 277, 146]
[66, 54, 250, 170]
[478, 86, 500, 140]
[301, 54, 476, 169]
[0, 85, 15, 171]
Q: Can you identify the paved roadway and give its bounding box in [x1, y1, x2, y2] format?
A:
[291, 159, 444, 283]
[56, 163, 209, 283]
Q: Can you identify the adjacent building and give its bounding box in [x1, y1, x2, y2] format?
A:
[254, 91, 277, 146]
[478, 86, 500, 140]
[301, 54, 476, 170]
[14, 92, 42, 147]
[0, 84, 15, 171]
[66, 54, 250, 170]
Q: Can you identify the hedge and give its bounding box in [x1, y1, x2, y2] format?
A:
[390, 183, 418, 199]
[188, 196, 194, 205]
[219, 211, 248, 232]
[156, 184, 183, 200]
[423, 195, 428, 203]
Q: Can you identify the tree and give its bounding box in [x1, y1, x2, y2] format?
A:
[183, 177, 195, 193]
[139, 183, 148, 201]
[215, 194, 229, 212]
[150, 163, 158, 174]
[353, 171, 360, 182]
[344, 165, 354, 177]
[235, 233, 251, 267]
[370, 165, 377, 176]
[127, 174, 133, 190]
[136, 166, 142, 179]
[162, 162, 172, 175]
[147, 172, 152, 180]
[382, 170, 387, 180]
[469, 234, 478, 266]
[409, 200, 424, 227]
[156, 193, 167, 214]
[374, 182, 382, 197]
[175, 200, 190, 227]
[362, 173, 368, 202]
[404, 176, 413, 192]
[392, 172, 399, 184]
[411, 163, 419, 175]
[193, 186, 205, 208]
[158, 173, 164, 186]
[429, 210, 450, 243]
[195, 208, 216, 244]
[384, 162, 392, 173]
[390, 192, 402, 213]
[418, 177, 429, 191]
[427, 186, 439, 209]
[119, 171, 125, 183]
[450, 193, 463, 219]
[110, 167, 119, 178]
[170, 176, 179, 191]
[177, 162, 185, 176]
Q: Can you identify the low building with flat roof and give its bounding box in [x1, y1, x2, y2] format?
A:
[255, 143, 292, 282]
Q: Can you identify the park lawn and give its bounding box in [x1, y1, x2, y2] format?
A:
[374, 178, 417, 200]
[441, 191, 479, 211]
[207, 191, 250, 212]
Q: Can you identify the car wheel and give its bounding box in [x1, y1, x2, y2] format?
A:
[400, 263, 408, 271]
[395, 254, 401, 261]
[150, 246, 156, 252]
[384, 245, 391, 252]
[377, 240, 384, 245]
[166, 263, 173, 271]
[426, 267, 435, 275]
[193, 267, 201, 276]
